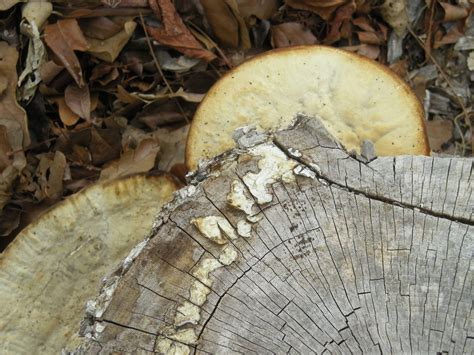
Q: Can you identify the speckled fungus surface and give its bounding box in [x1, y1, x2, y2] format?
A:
[186, 45, 430, 170]
[0, 174, 178, 354]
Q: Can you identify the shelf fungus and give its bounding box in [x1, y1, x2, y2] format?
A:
[0, 174, 178, 354]
[186, 45, 430, 171]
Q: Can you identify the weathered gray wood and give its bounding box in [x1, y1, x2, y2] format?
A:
[75, 117, 473, 354]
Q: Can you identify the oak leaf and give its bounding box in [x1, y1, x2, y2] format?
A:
[99, 139, 160, 182]
[147, 0, 216, 61]
[64, 83, 91, 121]
[44, 19, 89, 87]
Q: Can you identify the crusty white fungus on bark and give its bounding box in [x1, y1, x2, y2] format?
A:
[237, 220, 252, 237]
[191, 215, 238, 244]
[227, 180, 255, 215]
[243, 144, 297, 204]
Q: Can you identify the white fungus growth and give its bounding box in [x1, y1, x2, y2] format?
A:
[237, 220, 252, 238]
[243, 144, 297, 204]
[174, 301, 201, 327]
[227, 180, 254, 215]
[191, 216, 238, 244]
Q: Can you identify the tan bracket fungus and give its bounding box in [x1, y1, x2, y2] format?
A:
[0, 174, 178, 354]
[186, 45, 430, 171]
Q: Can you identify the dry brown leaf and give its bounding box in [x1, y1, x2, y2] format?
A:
[380, 0, 408, 36]
[237, 0, 278, 19]
[44, 19, 89, 87]
[40, 60, 63, 84]
[64, 83, 91, 122]
[35, 151, 67, 201]
[80, 16, 124, 40]
[0, 0, 22, 11]
[0, 126, 10, 171]
[90, 127, 121, 165]
[99, 138, 160, 182]
[0, 43, 30, 148]
[285, 0, 348, 20]
[155, 124, 189, 171]
[389, 59, 408, 78]
[147, 0, 216, 61]
[86, 20, 137, 63]
[52, 97, 80, 126]
[357, 31, 384, 45]
[434, 27, 464, 48]
[438, 2, 469, 22]
[0, 206, 20, 237]
[271, 23, 317, 48]
[343, 44, 380, 59]
[352, 16, 375, 32]
[0, 42, 29, 211]
[325, 2, 356, 44]
[226, 0, 251, 49]
[201, 0, 238, 47]
[426, 118, 453, 151]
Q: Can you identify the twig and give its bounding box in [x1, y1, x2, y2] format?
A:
[186, 20, 233, 69]
[139, 11, 173, 93]
[138, 12, 189, 123]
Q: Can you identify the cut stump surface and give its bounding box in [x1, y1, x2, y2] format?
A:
[78, 117, 473, 354]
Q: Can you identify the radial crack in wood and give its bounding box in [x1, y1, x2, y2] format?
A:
[76, 117, 473, 354]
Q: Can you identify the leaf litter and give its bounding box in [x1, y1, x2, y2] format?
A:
[0, 0, 472, 250]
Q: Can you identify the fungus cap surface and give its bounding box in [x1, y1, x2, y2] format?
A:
[0, 174, 178, 354]
[186, 45, 429, 170]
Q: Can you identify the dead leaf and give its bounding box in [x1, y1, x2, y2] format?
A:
[80, 16, 124, 40]
[89, 127, 121, 165]
[237, 0, 278, 20]
[225, 0, 251, 49]
[40, 60, 63, 84]
[434, 27, 464, 48]
[64, 83, 91, 122]
[352, 16, 371, 32]
[0, 0, 22, 11]
[426, 118, 453, 151]
[201, 0, 239, 47]
[285, 0, 348, 20]
[18, 17, 48, 101]
[357, 31, 385, 45]
[86, 20, 137, 63]
[99, 139, 160, 182]
[51, 97, 80, 126]
[0, 43, 30, 148]
[137, 99, 191, 128]
[438, 2, 469, 22]
[389, 59, 408, 78]
[35, 151, 67, 201]
[0, 42, 29, 211]
[118, 85, 204, 104]
[44, 19, 89, 87]
[343, 44, 380, 59]
[380, 0, 408, 36]
[0, 206, 20, 237]
[325, 2, 356, 44]
[271, 22, 317, 48]
[147, 0, 216, 61]
[156, 50, 201, 72]
[155, 124, 189, 171]
[22, 0, 52, 28]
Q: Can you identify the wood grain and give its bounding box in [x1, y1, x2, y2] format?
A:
[76, 117, 473, 354]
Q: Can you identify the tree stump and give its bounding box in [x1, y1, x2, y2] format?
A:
[77, 117, 473, 354]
